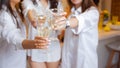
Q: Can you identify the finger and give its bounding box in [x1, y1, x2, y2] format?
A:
[35, 45, 48, 49]
[58, 20, 66, 26]
[35, 36, 48, 41]
[59, 12, 67, 16]
[34, 40, 49, 45]
[53, 12, 67, 17]
[40, 46, 48, 49]
[54, 23, 66, 31]
[35, 36, 43, 39]
[35, 36, 48, 40]
[55, 17, 66, 24]
[37, 40, 46, 43]
[38, 43, 49, 46]
[38, 39, 50, 43]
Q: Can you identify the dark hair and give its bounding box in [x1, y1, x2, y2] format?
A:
[93, 0, 99, 6]
[0, 0, 12, 13]
[32, 0, 37, 5]
[16, 1, 24, 22]
[31, 0, 58, 9]
[49, 0, 58, 9]
[67, 0, 96, 12]
[0, 0, 24, 23]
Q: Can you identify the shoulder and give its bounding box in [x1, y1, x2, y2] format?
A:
[22, 0, 34, 8]
[86, 6, 99, 13]
[83, 6, 99, 16]
[22, 0, 34, 9]
[0, 10, 13, 24]
[80, 6, 100, 20]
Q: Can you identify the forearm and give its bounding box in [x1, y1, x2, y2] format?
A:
[28, 10, 35, 22]
[27, 10, 37, 27]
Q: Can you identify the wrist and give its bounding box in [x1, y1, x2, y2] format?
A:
[22, 39, 35, 49]
[66, 19, 70, 28]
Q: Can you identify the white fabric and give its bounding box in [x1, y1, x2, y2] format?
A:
[22, 0, 35, 17]
[61, 6, 99, 68]
[22, 0, 61, 62]
[0, 6, 27, 68]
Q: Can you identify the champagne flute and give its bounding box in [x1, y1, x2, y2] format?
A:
[50, 0, 66, 29]
[37, 14, 46, 37]
[37, 13, 53, 37]
[36, 13, 52, 53]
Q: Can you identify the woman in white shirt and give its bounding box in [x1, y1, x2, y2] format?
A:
[54, 0, 100, 68]
[0, 0, 49, 68]
[22, 0, 62, 68]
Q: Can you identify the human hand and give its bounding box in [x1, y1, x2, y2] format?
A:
[34, 36, 50, 49]
[53, 12, 67, 30]
[22, 37, 50, 49]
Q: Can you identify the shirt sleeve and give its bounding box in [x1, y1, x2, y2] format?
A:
[71, 7, 99, 34]
[0, 11, 25, 49]
[22, 0, 35, 17]
[0, 24, 2, 47]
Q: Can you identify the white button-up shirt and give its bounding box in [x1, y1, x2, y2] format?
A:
[0, 6, 27, 68]
[61, 6, 99, 68]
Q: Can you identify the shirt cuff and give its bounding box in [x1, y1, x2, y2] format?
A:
[15, 37, 25, 50]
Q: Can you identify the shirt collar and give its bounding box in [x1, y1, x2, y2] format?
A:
[71, 7, 82, 15]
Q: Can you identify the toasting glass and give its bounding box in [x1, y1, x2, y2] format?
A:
[50, 0, 66, 29]
[35, 6, 52, 38]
